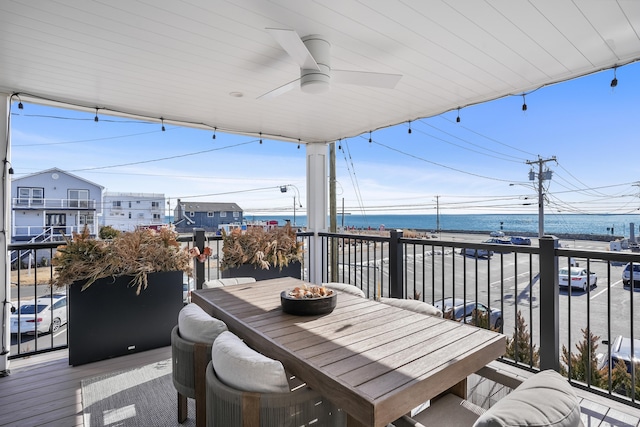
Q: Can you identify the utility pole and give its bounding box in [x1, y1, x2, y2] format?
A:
[434, 195, 440, 232]
[526, 156, 556, 238]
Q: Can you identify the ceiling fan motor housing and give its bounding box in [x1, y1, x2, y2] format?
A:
[300, 35, 331, 94]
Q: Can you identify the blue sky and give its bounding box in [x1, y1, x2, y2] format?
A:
[10, 61, 640, 217]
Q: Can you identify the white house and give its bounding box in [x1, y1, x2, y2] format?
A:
[11, 168, 104, 242]
[102, 192, 166, 231]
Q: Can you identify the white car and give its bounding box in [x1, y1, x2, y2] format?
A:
[10, 294, 67, 334]
[490, 231, 505, 237]
[559, 267, 597, 292]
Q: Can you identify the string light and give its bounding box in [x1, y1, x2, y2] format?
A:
[610, 66, 618, 88]
[456, 107, 461, 123]
[407, 121, 412, 134]
[94, 108, 99, 122]
[161, 117, 165, 132]
[369, 131, 372, 143]
[13, 94, 23, 109]
[338, 139, 342, 150]
[259, 132, 262, 144]
[212, 127, 216, 139]
[297, 139, 300, 149]
[521, 94, 527, 111]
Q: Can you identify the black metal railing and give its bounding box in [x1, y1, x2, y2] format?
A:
[7, 228, 640, 409]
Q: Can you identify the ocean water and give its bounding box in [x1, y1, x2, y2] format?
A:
[245, 213, 640, 238]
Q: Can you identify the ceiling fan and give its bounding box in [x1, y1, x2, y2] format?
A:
[259, 28, 402, 99]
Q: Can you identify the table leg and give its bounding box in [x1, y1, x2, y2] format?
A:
[347, 414, 368, 427]
[445, 377, 467, 399]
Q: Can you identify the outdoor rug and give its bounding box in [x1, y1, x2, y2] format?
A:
[81, 358, 195, 426]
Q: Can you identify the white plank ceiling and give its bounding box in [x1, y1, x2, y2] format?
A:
[0, 0, 638, 144]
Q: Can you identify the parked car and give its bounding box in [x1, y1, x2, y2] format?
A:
[510, 236, 532, 245]
[434, 298, 503, 331]
[490, 230, 505, 237]
[183, 276, 194, 304]
[460, 247, 493, 258]
[558, 267, 597, 292]
[482, 238, 513, 253]
[597, 335, 640, 373]
[622, 263, 640, 287]
[10, 294, 67, 334]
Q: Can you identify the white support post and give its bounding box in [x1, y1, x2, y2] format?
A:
[305, 143, 328, 285]
[1, 94, 11, 375]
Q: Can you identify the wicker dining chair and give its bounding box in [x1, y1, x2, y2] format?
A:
[205, 331, 346, 427]
[171, 304, 228, 427]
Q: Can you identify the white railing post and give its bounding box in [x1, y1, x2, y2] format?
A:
[1, 93, 11, 375]
[306, 143, 328, 285]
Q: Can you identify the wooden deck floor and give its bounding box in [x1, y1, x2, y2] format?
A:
[2, 347, 640, 426]
[0, 347, 171, 427]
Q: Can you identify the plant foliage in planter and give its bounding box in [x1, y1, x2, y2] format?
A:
[221, 224, 303, 272]
[52, 226, 192, 294]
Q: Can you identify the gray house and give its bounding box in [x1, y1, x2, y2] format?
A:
[173, 200, 243, 233]
[11, 167, 104, 242]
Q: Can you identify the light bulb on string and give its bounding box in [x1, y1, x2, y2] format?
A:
[212, 127, 217, 139]
[13, 94, 23, 109]
[456, 107, 461, 123]
[407, 121, 412, 134]
[611, 66, 618, 88]
[94, 108, 99, 122]
[521, 94, 527, 111]
[338, 139, 342, 150]
[259, 132, 262, 144]
[161, 118, 165, 132]
[369, 131, 372, 143]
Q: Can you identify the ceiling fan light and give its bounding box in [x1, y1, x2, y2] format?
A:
[301, 75, 330, 94]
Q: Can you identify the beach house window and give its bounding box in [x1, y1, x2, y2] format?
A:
[207, 212, 214, 217]
[189, 211, 195, 217]
[153, 213, 161, 220]
[17, 187, 44, 206]
[151, 201, 160, 209]
[233, 211, 240, 218]
[68, 189, 89, 208]
[112, 200, 122, 209]
[220, 211, 227, 217]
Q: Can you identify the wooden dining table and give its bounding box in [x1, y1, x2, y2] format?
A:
[192, 277, 505, 427]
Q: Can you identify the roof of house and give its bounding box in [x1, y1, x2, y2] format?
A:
[179, 202, 243, 212]
[12, 167, 105, 189]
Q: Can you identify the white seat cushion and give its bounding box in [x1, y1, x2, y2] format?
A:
[323, 282, 366, 298]
[211, 331, 290, 394]
[203, 277, 256, 288]
[473, 369, 582, 427]
[379, 297, 443, 317]
[177, 303, 227, 343]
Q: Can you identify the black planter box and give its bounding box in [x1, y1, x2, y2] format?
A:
[221, 261, 302, 281]
[68, 271, 183, 366]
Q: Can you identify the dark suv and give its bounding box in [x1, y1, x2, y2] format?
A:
[622, 263, 640, 287]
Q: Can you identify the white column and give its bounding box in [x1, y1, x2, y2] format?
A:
[0, 94, 10, 375]
[305, 143, 328, 285]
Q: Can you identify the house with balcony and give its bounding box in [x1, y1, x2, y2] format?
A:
[173, 200, 243, 233]
[103, 192, 165, 232]
[11, 167, 103, 242]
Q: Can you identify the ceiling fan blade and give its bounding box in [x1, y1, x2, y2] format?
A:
[257, 78, 300, 99]
[333, 70, 402, 89]
[266, 28, 319, 71]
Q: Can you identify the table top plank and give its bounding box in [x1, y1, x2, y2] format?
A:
[193, 278, 505, 427]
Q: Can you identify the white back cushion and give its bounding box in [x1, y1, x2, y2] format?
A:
[380, 297, 443, 317]
[473, 369, 582, 427]
[212, 331, 290, 394]
[203, 277, 257, 288]
[178, 303, 227, 343]
[323, 282, 366, 298]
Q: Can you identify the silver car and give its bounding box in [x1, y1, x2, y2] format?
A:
[434, 298, 503, 331]
[622, 263, 640, 287]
